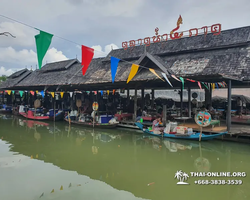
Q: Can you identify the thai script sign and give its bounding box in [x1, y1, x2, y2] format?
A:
[122, 15, 221, 50]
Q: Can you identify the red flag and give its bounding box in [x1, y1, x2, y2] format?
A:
[186, 78, 196, 83]
[81, 45, 94, 75]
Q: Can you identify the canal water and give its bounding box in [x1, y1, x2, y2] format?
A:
[0, 115, 250, 200]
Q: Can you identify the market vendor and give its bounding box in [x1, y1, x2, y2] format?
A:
[152, 117, 164, 133]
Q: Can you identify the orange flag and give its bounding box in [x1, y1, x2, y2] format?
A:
[149, 68, 165, 82]
[127, 64, 139, 83]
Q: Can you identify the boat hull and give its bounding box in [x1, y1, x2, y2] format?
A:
[0, 110, 12, 114]
[20, 112, 50, 120]
[65, 119, 118, 129]
[135, 122, 227, 141]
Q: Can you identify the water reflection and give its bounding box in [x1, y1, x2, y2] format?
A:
[0, 116, 250, 200]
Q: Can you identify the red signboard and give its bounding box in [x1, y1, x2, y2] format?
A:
[122, 15, 221, 50]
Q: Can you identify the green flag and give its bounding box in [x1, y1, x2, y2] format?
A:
[19, 91, 23, 97]
[35, 31, 53, 69]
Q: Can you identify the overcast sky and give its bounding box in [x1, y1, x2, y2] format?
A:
[0, 0, 250, 76]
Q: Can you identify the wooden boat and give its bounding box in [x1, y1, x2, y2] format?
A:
[135, 122, 227, 141]
[0, 105, 12, 114]
[65, 118, 118, 129]
[19, 111, 49, 120]
[48, 111, 65, 121]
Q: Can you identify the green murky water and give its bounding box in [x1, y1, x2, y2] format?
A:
[0, 115, 250, 200]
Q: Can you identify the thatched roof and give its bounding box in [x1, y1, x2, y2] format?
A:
[0, 69, 31, 89]
[2, 26, 250, 91]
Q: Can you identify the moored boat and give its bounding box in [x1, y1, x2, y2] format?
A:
[65, 118, 118, 129]
[135, 122, 227, 141]
[0, 105, 12, 114]
[19, 111, 50, 120]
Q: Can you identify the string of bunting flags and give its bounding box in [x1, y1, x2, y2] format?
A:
[109, 56, 227, 90]
[0, 14, 103, 75]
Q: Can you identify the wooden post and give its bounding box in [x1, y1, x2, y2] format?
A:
[127, 89, 130, 104]
[209, 84, 212, 105]
[141, 88, 145, 109]
[151, 89, 154, 108]
[180, 85, 183, 117]
[53, 99, 56, 122]
[227, 80, 232, 132]
[163, 104, 167, 126]
[133, 87, 137, 121]
[188, 84, 191, 118]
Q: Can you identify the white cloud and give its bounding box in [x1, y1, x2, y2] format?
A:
[77, 44, 118, 58]
[0, 66, 14, 76]
[0, 47, 68, 70]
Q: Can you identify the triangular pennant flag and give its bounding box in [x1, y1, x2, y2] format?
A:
[113, 89, 115, 95]
[36, 90, 38, 94]
[51, 189, 54, 193]
[111, 57, 120, 83]
[149, 68, 165, 82]
[94, 91, 97, 95]
[40, 91, 44, 98]
[186, 78, 196, 83]
[70, 92, 73, 98]
[179, 77, 184, 90]
[161, 73, 173, 87]
[12, 90, 15, 94]
[7, 90, 11, 95]
[212, 83, 215, 90]
[60, 92, 64, 98]
[81, 45, 94, 75]
[107, 90, 110, 95]
[202, 82, 208, 90]
[69, 183, 72, 188]
[35, 30, 53, 69]
[220, 82, 225, 87]
[60, 186, 63, 190]
[171, 75, 181, 82]
[198, 81, 202, 89]
[100, 90, 103, 96]
[19, 91, 24, 97]
[30, 91, 35, 96]
[127, 64, 139, 83]
[223, 81, 227, 86]
[215, 83, 219, 89]
[50, 92, 55, 98]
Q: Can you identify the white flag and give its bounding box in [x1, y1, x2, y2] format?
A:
[161, 73, 173, 87]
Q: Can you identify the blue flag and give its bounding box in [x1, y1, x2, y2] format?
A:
[111, 57, 120, 83]
[40, 91, 44, 98]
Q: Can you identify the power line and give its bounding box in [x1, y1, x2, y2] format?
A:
[0, 14, 107, 55]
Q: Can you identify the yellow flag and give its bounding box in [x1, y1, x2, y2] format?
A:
[149, 68, 165, 82]
[127, 64, 139, 83]
[36, 90, 38, 94]
[51, 189, 54, 193]
[36, 154, 38, 158]
[50, 92, 55, 98]
[60, 186, 63, 190]
[60, 92, 64, 98]
[30, 155, 33, 159]
[107, 90, 110, 95]
[212, 83, 215, 90]
[7, 90, 11, 95]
